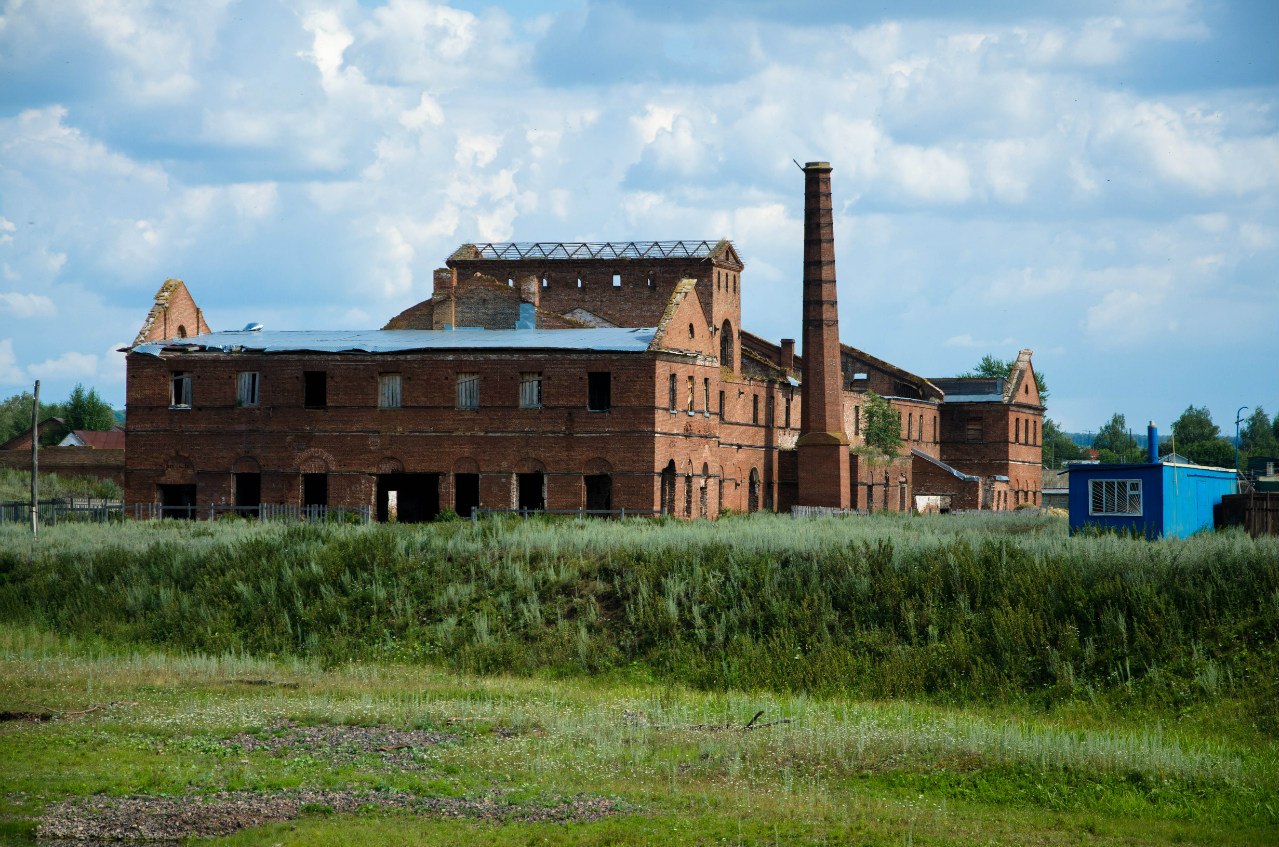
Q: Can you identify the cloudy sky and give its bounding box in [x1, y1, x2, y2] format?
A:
[1, 0, 1276, 434]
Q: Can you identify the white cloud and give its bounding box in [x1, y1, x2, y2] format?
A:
[29, 350, 98, 380]
[0, 339, 23, 385]
[0, 292, 55, 318]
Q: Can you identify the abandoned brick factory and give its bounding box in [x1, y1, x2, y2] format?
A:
[124, 163, 1043, 520]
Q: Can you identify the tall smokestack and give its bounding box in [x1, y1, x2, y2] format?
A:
[797, 162, 852, 509]
[1148, 422, 1158, 464]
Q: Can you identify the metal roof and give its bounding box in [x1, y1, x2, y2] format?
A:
[450, 240, 739, 263]
[131, 327, 658, 357]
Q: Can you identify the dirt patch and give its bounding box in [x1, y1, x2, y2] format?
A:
[0, 710, 56, 722]
[217, 722, 457, 767]
[38, 789, 629, 842]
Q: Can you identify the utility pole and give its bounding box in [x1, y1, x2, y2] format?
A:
[1235, 406, 1250, 477]
[30, 380, 39, 537]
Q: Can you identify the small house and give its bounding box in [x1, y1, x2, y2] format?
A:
[1067, 424, 1238, 538]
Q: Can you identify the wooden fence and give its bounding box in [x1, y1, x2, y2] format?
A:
[1217, 492, 1279, 538]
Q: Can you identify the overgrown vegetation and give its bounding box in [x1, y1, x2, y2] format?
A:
[0, 467, 122, 502]
[1, 513, 1275, 721]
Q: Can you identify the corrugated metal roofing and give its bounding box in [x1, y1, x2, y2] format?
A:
[131, 327, 658, 357]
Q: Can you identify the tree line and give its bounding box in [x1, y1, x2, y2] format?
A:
[0, 384, 117, 446]
[1046, 406, 1279, 469]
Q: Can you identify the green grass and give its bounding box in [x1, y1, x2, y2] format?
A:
[1, 513, 1276, 843]
[1, 625, 1275, 845]
[0, 467, 121, 503]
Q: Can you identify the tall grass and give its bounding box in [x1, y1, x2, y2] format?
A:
[1, 513, 1276, 712]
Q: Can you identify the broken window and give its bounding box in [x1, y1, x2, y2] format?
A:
[719, 320, 733, 369]
[908, 412, 914, 440]
[784, 394, 792, 428]
[585, 474, 612, 512]
[684, 473, 692, 516]
[379, 373, 402, 409]
[669, 373, 677, 411]
[302, 473, 327, 508]
[236, 372, 259, 407]
[1015, 418, 1021, 443]
[686, 375, 695, 413]
[303, 371, 327, 409]
[854, 406, 861, 436]
[719, 390, 725, 418]
[703, 378, 710, 415]
[587, 372, 611, 411]
[170, 371, 192, 408]
[456, 372, 479, 409]
[752, 394, 759, 424]
[520, 372, 543, 409]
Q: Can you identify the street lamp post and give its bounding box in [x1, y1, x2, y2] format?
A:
[1235, 406, 1250, 476]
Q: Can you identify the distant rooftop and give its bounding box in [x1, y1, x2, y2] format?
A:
[130, 327, 659, 357]
[932, 376, 1005, 402]
[449, 240, 742, 267]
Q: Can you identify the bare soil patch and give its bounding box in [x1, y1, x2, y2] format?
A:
[217, 721, 457, 767]
[38, 789, 628, 842]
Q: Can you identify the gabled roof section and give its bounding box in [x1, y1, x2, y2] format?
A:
[1003, 348, 1041, 407]
[132, 278, 210, 347]
[840, 343, 944, 401]
[62, 428, 126, 449]
[648, 279, 710, 355]
[449, 240, 743, 270]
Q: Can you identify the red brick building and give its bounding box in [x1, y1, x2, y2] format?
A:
[124, 166, 1041, 519]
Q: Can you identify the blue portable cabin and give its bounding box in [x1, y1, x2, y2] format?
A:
[1067, 424, 1238, 538]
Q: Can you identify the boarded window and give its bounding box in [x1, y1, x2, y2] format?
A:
[519, 372, 542, 409]
[170, 371, 192, 408]
[236, 372, 259, 407]
[587, 372, 611, 411]
[1089, 479, 1143, 516]
[966, 417, 982, 442]
[456, 373, 480, 409]
[379, 373, 402, 409]
[304, 371, 326, 409]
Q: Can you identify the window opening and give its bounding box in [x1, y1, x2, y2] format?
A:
[612, 274, 621, 287]
[456, 372, 480, 409]
[303, 371, 327, 409]
[660, 461, 676, 515]
[378, 373, 402, 409]
[719, 320, 733, 369]
[854, 405, 860, 436]
[519, 372, 543, 409]
[170, 372, 192, 408]
[784, 394, 792, 428]
[699, 464, 709, 517]
[454, 473, 480, 519]
[302, 473, 328, 509]
[703, 378, 710, 415]
[587, 372, 611, 411]
[234, 473, 261, 516]
[686, 375, 694, 413]
[748, 468, 760, 513]
[158, 483, 197, 519]
[237, 372, 259, 407]
[585, 474, 612, 512]
[377, 473, 439, 523]
[684, 473, 693, 516]
[1089, 479, 1143, 516]
[719, 390, 725, 418]
[752, 394, 759, 424]
[517, 473, 545, 512]
[1015, 418, 1021, 443]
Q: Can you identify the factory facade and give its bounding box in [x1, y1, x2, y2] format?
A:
[124, 165, 1042, 519]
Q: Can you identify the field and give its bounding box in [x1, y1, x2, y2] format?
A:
[1, 512, 1276, 845]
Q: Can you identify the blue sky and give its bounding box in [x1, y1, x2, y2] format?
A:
[1, 0, 1276, 434]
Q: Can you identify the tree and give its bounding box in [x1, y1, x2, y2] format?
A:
[1041, 418, 1084, 468]
[0, 391, 64, 445]
[1171, 405, 1220, 446]
[1093, 413, 1143, 464]
[861, 391, 902, 459]
[1240, 407, 1279, 459]
[63, 383, 115, 432]
[1170, 405, 1234, 467]
[959, 355, 1048, 406]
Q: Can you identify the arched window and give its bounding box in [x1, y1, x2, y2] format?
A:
[720, 320, 734, 370]
[748, 468, 760, 513]
[699, 463, 709, 518]
[660, 461, 676, 515]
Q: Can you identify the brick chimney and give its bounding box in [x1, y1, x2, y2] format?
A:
[796, 162, 851, 509]
[780, 338, 795, 372]
[432, 267, 455, 298]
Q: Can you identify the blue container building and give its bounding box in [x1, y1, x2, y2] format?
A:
[1067, 424, 1238, 539]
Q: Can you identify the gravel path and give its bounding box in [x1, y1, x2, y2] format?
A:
[38, 789, 628, 842]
